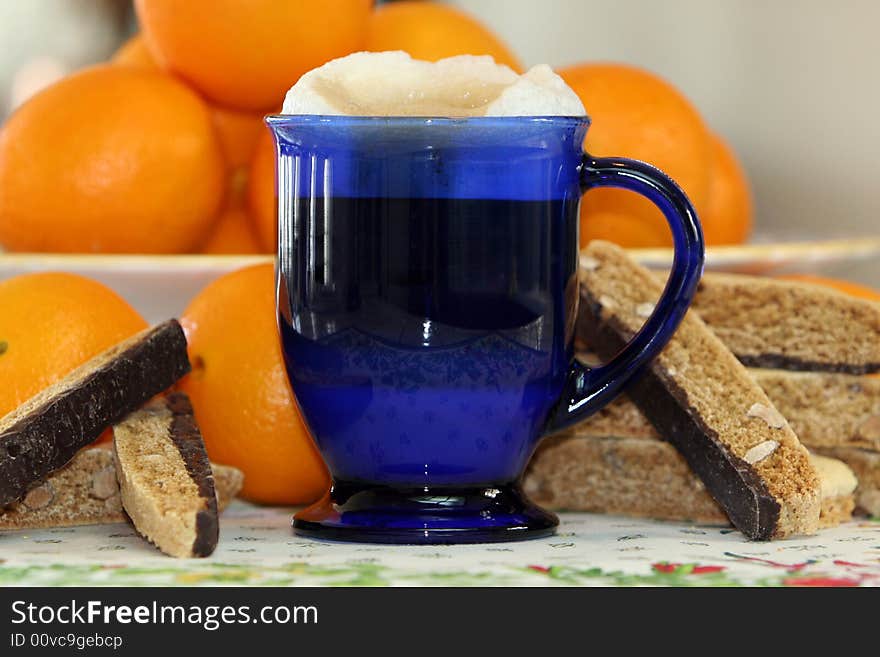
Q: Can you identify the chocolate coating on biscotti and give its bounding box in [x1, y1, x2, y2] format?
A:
[735, 353, 880, 375]
[691, 272, 880, 375]
[166, 392, 219, 557]
[0, 320, 190, 506]
[580, 308, 781, 540]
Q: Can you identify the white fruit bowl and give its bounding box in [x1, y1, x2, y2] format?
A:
[1, 237, 878, 323]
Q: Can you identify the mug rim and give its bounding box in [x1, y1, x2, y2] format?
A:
[265, 114, 591, 128]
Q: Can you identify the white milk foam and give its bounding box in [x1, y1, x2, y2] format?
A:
[281, 51, 585, 117]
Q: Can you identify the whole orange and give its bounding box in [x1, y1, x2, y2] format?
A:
[179, 264, 329, 504]
[111, 39, 264, 179]
[135, 0, 373, 111]
[0, 273, 147, 422]
[201, 207, 263, 255]
[559, 63, 712, 249]
[111, 36, 262, 176]
[247, 129, 276, 252]
[111, 34, 159, 70]
[701, 133, 753, 245]
[366, 1, 522, 71]
[0, 65, 225, 254]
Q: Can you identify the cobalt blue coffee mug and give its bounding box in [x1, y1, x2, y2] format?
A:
[267, 115, 704, 543]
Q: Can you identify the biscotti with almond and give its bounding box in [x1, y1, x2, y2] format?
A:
[568, 365, 880, 452]
[578, 241, 821, 539]
[0, 320, 190, 506]
[525, 433, 855, 529]
[756, 370, 880, 450]
[689, 272, 879, 374]
[578, 266, 880, 374]
[0, 447, 243, 530]
[113, 392, 219, 558]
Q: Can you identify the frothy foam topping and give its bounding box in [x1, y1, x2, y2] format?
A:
[281, 51, 585, 117]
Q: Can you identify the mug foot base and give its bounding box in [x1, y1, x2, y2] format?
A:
[293, 480, 558, 545]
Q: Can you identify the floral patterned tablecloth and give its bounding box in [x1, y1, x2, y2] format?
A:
[1, 503, 878, 587]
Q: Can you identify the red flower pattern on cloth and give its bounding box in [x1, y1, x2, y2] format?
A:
[783, 577, 861, 587]
[652, 562, 726, 574]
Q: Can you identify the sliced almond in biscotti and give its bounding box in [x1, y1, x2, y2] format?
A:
[813, 445, 880, 518]
[0, 320, 190, 507]
[577, 241, 821, 540]
[113, 392, 219, 558]
[0, 446, 243, 530]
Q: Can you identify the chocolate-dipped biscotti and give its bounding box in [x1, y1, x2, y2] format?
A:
[113, 392, 219, 558]
[0, 447, 243, 530]
[0, 320, 190, 506]
[577, 241, 821, 540]
[690, 272, 880, 374]
[526, 428, 856, 529]
[537, 363, 879, 519]
[754, 370, 880, 451]
[578, 262, 880, 375]
[557, 367, 880, 453]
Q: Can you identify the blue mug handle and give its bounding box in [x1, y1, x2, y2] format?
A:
[544, 153, 705, 434]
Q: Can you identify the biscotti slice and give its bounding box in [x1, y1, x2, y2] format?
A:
[813, 446, 880, 517]
[690, 272, 880, 374]
[525, 434, 855, 528]
[570, 362, 880, 452]
[581, 267, 880, 374]
[526, 433, 727, 523]
[0, 447, 243, 530]
[755, 370, 880, 450]
[578, 241, 821, 539]
[0, 320, 190, 506]
[113, 393, 219, 558]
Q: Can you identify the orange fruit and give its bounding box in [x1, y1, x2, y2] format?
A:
[212, 106, 265, 172]
[224, 164, 250, 208]
[700, 133, 753, 245]
[111, 36, 263, 176]
[211, 109, 264, 248]
[559, 63, 712, 249]
[0, 273, 147, 436]
[0, 65, 225, 254]
[179, 264, 329, 504]
[366, 1, 522, 71]
[247, 129, 276, 252]
[135, 0, 373, 111]
[112, 34, 261, 177]
[111, 34, 159, 70]
[201, 207, 263, 255]
[779, 274, 880, 302]
[111, 39, 263, 180]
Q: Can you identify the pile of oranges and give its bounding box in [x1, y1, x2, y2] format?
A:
[0, 0, 752, 254]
